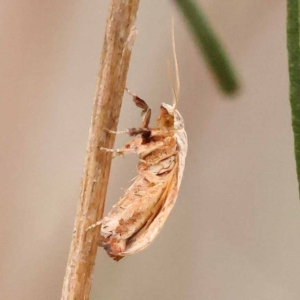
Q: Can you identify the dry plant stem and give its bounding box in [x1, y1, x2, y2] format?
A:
[61, 1, 139, 299]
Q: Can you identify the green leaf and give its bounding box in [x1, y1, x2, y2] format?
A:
[287, 0, 300, 195]
[174, 0, 240, 95]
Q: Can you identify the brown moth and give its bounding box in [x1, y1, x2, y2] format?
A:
[87, 25, 187, 261]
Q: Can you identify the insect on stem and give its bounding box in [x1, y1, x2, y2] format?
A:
[88, 20, 188, 261]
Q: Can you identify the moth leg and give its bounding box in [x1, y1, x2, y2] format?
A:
[100, 147, 125, 158]
[125, 87, 151, 128]
[105, 127, 149, 136]
[105, 128, 129, 135]
[100, 140, 138, 158]
[149, 128, 185, 137]
[86, 219, 103, 232]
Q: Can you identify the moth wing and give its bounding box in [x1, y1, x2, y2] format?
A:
[101, 175, 164, 239]
[122, 129, 187, 255]
[121, 160, 179, 255]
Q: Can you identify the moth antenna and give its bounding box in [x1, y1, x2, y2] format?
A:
[167, 60, 178, 108]
[86, 219, 103, 232]
[171, 18, 180, 112]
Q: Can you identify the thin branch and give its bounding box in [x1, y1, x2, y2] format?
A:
[61, 1, 139, 299]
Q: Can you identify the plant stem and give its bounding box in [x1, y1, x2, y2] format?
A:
[287, 0, 300, 195]
[174, 0, 239, 95]
[61, 1, 139, 299]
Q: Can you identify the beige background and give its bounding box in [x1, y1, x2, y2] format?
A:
[1, 1, 300, 299]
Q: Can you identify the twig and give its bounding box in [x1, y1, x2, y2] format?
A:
[61, 1, 139, 299]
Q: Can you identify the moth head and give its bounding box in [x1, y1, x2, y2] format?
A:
[157, 22, 184, 130]
[157, 103, 184, 130]
[157, 104, 174, 129]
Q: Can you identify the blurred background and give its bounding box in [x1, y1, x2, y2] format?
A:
[1, 1, 300, 299]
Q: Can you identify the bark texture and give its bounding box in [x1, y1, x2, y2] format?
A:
[61, 1, 140, 299]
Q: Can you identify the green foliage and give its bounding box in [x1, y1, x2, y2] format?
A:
[287, 0, 300, 195]
[175, 0, 240, 95]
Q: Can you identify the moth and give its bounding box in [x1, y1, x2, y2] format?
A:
[87, 25, 187, 261]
